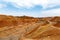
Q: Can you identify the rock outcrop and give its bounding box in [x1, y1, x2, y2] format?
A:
[0, 15, 60, 40]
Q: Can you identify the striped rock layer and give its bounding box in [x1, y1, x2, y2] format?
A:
[0, 15, 60, 40]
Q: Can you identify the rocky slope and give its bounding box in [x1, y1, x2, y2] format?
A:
[0, 15, 60, 40]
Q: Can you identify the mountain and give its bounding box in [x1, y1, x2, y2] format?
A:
[0, 15, 60, 40]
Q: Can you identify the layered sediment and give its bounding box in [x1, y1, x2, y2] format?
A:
[0, 15, 60, 40]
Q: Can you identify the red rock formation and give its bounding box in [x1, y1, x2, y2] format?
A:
[0, 15, 60, 40]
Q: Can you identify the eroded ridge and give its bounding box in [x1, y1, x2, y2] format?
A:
[0, 15, 60, 40]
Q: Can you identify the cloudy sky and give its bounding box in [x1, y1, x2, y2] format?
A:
[0, 0, 60, 17]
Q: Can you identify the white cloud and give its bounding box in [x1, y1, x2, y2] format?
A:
[14, 8, 60, 17]
[3, 0, 60, 9]
[3, 0, 48, 8]
[0, 8, 60, 17]
[46, 0, 60, 8]
[40, 8, 60, 17]
[1, 0, 60, 17]
[0, 4, 6, 8]
[19, 8, 60, 17]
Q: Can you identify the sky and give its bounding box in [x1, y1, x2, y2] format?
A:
[0, 0, 60, 17]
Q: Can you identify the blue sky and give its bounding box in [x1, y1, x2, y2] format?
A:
[0, 0, 60, 17]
